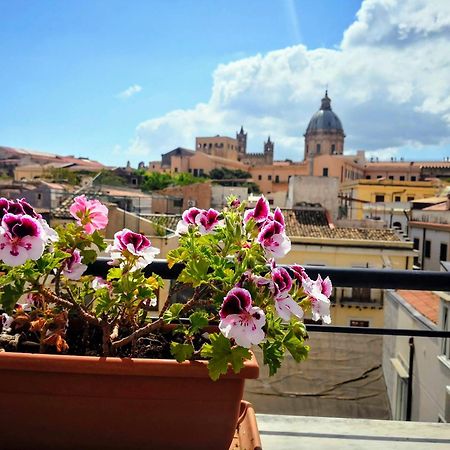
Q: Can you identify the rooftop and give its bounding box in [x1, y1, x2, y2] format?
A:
[282, 209, 402, 242]
[396, 290, 440, 324]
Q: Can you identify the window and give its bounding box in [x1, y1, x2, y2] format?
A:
[331, 144, 335, 154]
[173, 198, 183, 207]
[351, 287, 371, 302]
[395, 374, 408, 420]
[440, 243, 448, 262]
[199, 168, 204, 176]
[377, 175, 383, 179]
[268, 199, 274, 205]
[413, 238, 420, 250]
[366, 175, 371, 179]
[174, 167, 178, 173]
[375, 194, 385, 202]
[349, 319, 369, 327]
[407, 196, 415, 201]
[323, 168, 328, 177]
[37, 193, 42, 200]
[275, 175, 279, 183]
[316, 143, 321, 154]
[188, 168, 192, 173]
[131, 178, 137, 185]
[411, 176, 416, 181]
[258, 175, 262, 180]
[400, 176, 405, 181]
[394, 195, 401, 202]
[425, 240, 431, 258]
[389, 176, 394, 180]
[268, 175, 272, 181]
[193, 169, 198, 177]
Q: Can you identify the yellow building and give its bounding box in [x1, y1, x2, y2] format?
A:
[278, 208, 415, 327]
[340, 179, 439, 221]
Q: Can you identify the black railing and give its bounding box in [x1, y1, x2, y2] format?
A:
[87, 258, 450, 421]
[88, 259, 450, 291]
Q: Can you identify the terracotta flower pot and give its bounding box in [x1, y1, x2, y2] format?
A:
[0, 352, 259, 450]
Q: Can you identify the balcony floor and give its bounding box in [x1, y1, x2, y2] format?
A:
[256, 414, 450, 449]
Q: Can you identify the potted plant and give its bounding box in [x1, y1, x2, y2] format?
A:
[0, 195, 332, 450]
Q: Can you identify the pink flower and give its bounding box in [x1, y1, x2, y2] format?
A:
[0, 214, 46, 266]
[108, 228, 160, 270]
[69, 195, 108, 234]
[175, 207, 202, 235]
[244, 196, 270, 225]
[272, 267, 292, 294]
[274, 292, 304, 321]
[62, 250, 87, 280]
[92, 276, 110, 290]
[257, 220, 291, 259]
[272, 208, 285, 228]
[219, 287, 266, 348]
[302, 275, 332, 324]
[291, 264, 309, 283]
[1, 313, 13, 332]
[195, 208, 222, 234]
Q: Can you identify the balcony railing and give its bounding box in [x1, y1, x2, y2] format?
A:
[86, 259, 450, 423]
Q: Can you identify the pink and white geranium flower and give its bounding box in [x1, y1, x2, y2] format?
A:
[244, 196, 270, 225]
[69, 195, 108, 234]
[257, 220, 291, 259]
[219, 287, 266, 348]
[62, 250, 87, 280]
[195, 208, 222, 234]
[175, 207, 202, 235]
[302, 275, 332, 324]
[274, 291, 304, 321]
[0, 214, 46, 266]
[108, 228, 160, 270]
[271, 266, 293, 294]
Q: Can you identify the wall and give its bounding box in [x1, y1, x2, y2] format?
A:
[287, 175, 340, 220]
[409, 224, 450, 270]
[211, 185, 248, 209]
[151, 182, 212, 214]
[383, 290, 450, 421]
[278, 241, 414, 326]
[340, 180, 438, 220]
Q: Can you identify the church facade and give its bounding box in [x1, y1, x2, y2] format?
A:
[148, 92, 450, 200]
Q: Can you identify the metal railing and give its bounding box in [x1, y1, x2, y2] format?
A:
[87, 258, 450, 421]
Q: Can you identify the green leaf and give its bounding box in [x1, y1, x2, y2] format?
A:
[188, 311, 209, 334]
[80, 248, 98, 265]
[162, 303, 184, 323]
[170, 342, 194, 363]
[107, 268, 122, 281]
[0, 281, 25, 313]
[200, 333, 251, 381]
[283, 329, 310, 363]
[261, 340, 284, 376]
[91, 231, 107, 251]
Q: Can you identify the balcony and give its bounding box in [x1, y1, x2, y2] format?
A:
[85, 261, 450, 447]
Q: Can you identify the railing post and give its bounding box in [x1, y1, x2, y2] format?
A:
[406, 337, 415, 421]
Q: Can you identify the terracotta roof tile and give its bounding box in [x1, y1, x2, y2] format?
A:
[396, 290, 440, 324]
[281, 209, 401, 242]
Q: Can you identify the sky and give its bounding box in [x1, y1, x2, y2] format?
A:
[0, 0, 449, 166]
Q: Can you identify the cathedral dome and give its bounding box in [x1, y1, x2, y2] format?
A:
[305, 91, 344, 135]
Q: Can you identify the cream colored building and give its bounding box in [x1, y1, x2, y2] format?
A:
[383, 289, 450, 422]
[340, 179, 439, 221]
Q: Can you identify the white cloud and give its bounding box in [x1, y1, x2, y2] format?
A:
[117, 84, 142, 100]
[128, 0, 450, 163]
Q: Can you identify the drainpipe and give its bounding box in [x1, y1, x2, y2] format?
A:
[406, 337, 415, 421]
[421, 228, 426, 270]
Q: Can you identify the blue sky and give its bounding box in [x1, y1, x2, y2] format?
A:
[1, 0, 449, 166]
